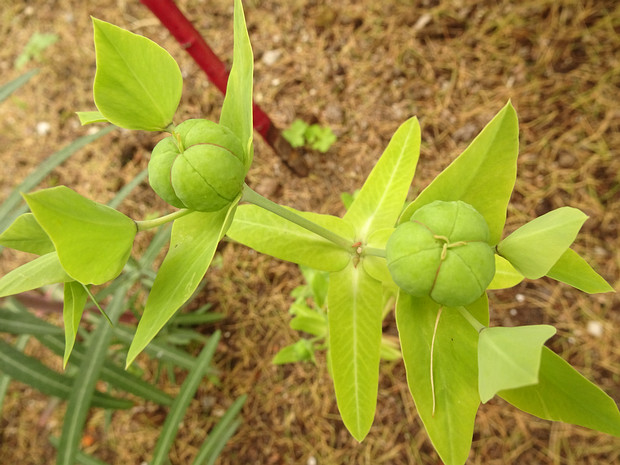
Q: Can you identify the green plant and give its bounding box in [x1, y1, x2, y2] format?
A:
[0, 1, 618, 464]
[0, 70, 243, 465]
[282, 118, 337, 153]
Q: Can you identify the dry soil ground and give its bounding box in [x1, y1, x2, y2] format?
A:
[0, 0, 619, 464]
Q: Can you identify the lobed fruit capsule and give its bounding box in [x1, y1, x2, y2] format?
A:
[386, 200, 495, 307]
[148, 119, 247, 212]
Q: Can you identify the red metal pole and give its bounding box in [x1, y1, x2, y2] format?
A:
[139, 0, 308, 175]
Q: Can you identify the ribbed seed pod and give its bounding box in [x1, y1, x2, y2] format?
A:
[148, 119, 246, 212]
[386, 200, 495, 307]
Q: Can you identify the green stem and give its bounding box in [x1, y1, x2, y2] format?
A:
[240, 184, 353, 251]
[135, 209, 192, 231]
[457, 306, 486, 333]
[364, 246, 386, 258]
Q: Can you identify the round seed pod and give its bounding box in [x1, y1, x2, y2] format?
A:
[386, 200, 495, 307]
[148, 119, 246, 212]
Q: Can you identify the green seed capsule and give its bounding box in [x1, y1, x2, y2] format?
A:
[386, 200, 495, 307]
[148, 119, 246, 212]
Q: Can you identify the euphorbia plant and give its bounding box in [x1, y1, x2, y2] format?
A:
[0, 1, 617, 463]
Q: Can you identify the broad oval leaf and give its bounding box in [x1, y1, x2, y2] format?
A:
[487, 254, 524, 290]
[400, 102, 519, 245]
[344, 116, 421, 240]
[500, 347, 620, 437]
[497, 207, 587, 279]
[227, 204, 354, 272]
[396, 293, 480, 465]
[24, 186, 137, 285]
[478, 325, 556, 403]
[0, 252, 72, 298]
[127, 206, 234, 366]
[328, 262, 383, 441]
[546, 248, 614, 294]
[0, 213, 54, 255]
[92, 18, 182, 131]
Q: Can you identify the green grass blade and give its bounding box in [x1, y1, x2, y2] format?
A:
[0, 306, 63, 336]
[106, 169, 148, 209]
[0, 334, 29, 412]
[56, 286, 129, 465]
[38, 334, 173, 406]
[0, 339, 131, 410]
[150, 331, 221, 465]
[111, 324, 197, 371]
[0, 68, 38, 103]
[49, 436, 111, 465]
[0, 126, 114, 232]
[192, 394, 247, 465]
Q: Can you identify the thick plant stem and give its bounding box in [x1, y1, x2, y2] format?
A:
[136, 209, 192, 231]
[241, 184, 353, 251]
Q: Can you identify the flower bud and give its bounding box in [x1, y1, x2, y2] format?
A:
[148, 119, 246, 212]
[386, 200, 495, 307]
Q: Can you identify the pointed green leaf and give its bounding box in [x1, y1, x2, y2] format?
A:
[76, 110, 109, 126]
[289, 303, 327, 337]
[400, 102, 519, 245]
[62, 282, 88, 368]
[227, 204, 354, 272]
[396, 293, 480, 465]
[127, 207, 234, 366]
[487, 254, 524, 289]
[220, 0, 254, 169]
[501, 347, 620, 436]
[92, 18, 182, 131]
[0, 213, 54, 255]
[0, 252, 72, 298]
[344, 117, 421, 239]
[328, 262, 383, 441]
[478, 325, 556, 403]
[24, 186, 137, 285]
[57, 286, 129, 465]
[497, 207, 587, 279]
[0, 68, 38, 104]
[546, 248, 614, 293]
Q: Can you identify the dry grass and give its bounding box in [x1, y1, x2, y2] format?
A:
[1, 0, 619, 463]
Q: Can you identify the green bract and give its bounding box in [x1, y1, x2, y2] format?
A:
[148, 119, 246, 212]
[386, 200, 495, 307]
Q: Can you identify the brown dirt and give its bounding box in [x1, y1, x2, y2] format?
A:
[1, 0, 619, 464]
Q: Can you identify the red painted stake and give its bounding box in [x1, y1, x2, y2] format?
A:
[139, 0, 308, 176]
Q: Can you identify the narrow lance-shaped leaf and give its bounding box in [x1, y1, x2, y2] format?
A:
[62, 282, 88, 368]
[327, 262, 383, 441]
[127, 206, 235, 366]
[220, 0, 254, 169]
[92, 18, 182, 131]
[396, 294, 480, 465]
[497, 207, 587, 279]
[500, 347, 620, 437]
[24, 186, 137, 285]
[344, 116, 421, 240]
[546, 248, 614, 294]
[478, 325, 556, 403]
[400, 102, 519, 245]
[227, 204, 354, 272]
[75, 110, 109, 126]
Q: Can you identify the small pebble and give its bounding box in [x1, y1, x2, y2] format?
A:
[586, 320, 603, 338]
[261, 49, 282, 66]
[36, 121, 51, 135]
[307, 457, 317, 465]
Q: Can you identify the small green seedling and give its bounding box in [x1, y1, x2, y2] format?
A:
[282, 118, 337, 153]
[0, 1, 617, 464]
